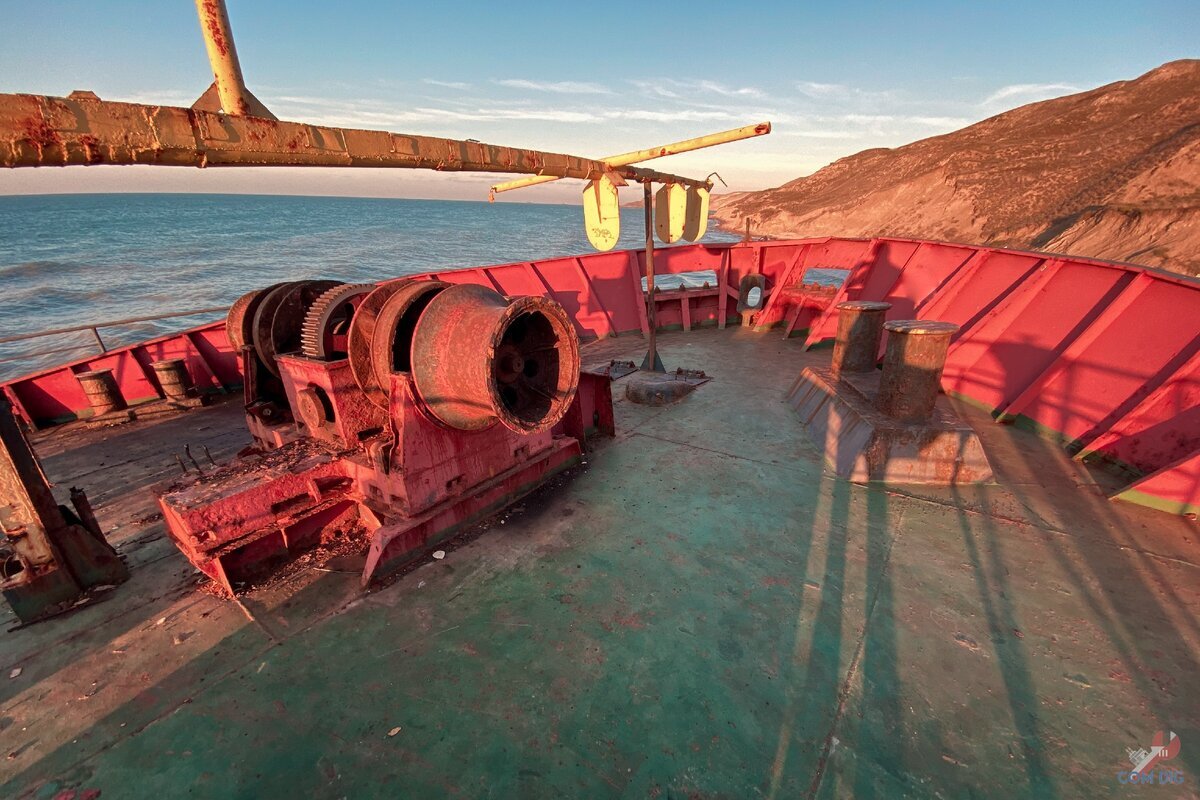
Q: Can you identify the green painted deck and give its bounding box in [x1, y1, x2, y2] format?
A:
[2, 327, 1199, 799]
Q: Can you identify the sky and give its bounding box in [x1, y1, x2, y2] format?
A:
[1, 0, 1196, 203]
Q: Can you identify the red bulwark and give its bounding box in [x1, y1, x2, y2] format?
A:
[1115, 449, 1200, 517]
[4, 237, 1200, 518]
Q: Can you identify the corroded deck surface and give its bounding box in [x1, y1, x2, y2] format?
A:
[2, 328, 1198, 799]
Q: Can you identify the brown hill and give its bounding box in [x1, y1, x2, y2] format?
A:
[713, 60, 1200, 276]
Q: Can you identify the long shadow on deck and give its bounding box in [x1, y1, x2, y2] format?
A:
[5, 329, 1197, 798]
[997, 431, 1200, 784]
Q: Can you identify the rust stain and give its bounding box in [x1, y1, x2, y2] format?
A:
[611, 612, 646, 630]
[22, 116, 60, 149]
[202, 0, 229, 56]
[79, 133, 102, 164]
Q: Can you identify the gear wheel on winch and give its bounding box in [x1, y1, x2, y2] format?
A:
[252, 280, 340, 375]
[300, 283, 377, 360]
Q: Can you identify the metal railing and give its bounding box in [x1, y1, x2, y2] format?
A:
[0, 307, 228, 367]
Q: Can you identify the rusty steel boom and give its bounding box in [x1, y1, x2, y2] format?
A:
[0, 91, 716, 189]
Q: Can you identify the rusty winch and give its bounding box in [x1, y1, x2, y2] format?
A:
[159, 278, 614, 594]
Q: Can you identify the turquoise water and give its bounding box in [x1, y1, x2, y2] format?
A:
[0, 193, 739, 378]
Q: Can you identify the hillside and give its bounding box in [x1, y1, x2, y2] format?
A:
[713, 60, 1200, 276]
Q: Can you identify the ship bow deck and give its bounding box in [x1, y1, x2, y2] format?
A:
[2, 327, 1198, 799]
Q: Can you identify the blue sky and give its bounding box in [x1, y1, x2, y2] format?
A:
[1, 0, 1196, 202]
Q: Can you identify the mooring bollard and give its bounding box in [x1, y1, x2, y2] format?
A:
[831, 301, 892, 377]
[74, 368, 127, 417]
[877, 320, 960, 423]
[151, 358, 194, 401]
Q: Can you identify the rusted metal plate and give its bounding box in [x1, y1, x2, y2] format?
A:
[0, 400, 128, 622]
[584, 359, 638, 380]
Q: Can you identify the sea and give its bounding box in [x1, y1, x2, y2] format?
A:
[0, 193, 838, 381]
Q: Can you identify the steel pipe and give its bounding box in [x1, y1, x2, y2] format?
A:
[193, 0, 272, 118]
[640, 181, 664, 372]
[831, 301, 891, 377]
[490, 122, 772, 194]
[0, 306, 229, 346]
[876, 320, 960, 423]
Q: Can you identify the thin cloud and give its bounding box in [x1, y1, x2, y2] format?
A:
[269, 95, 602, 126]
[608, 109, 736, 122]
[494, 79, 612, 95]
[982, 82, 1078, 107]
[793, 82, 900, 106]
[627, 80, 681, 99]
[778, 129, 866, 140]
[423, 79, 471, 91]
[695, 80, 764, 98]
[907, 116, 971, 127]
[267, 92, 753, 129]
[841, 114, 895, 124]
[822, 113, 966, 127]
[795, 81, 847, 98]
[630, 79, 766, 100]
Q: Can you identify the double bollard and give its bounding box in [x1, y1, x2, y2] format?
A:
[830, 301, 959, 423]
[74, 358, 199, 421]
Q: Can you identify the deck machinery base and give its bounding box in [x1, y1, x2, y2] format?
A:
[788, 366, 993, 484]
[159, 368, 606, 593]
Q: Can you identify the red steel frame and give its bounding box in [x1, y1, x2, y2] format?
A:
[4, 237, 1198, 516]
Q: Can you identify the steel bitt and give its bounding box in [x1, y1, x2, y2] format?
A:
[74, 369, 127, 417]
[831, 301, 892, 377]
[151, 358, 194, 401]
[877, 320, 960, 423]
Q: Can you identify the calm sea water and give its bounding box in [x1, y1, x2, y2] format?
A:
[0, 193, 741, 379]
